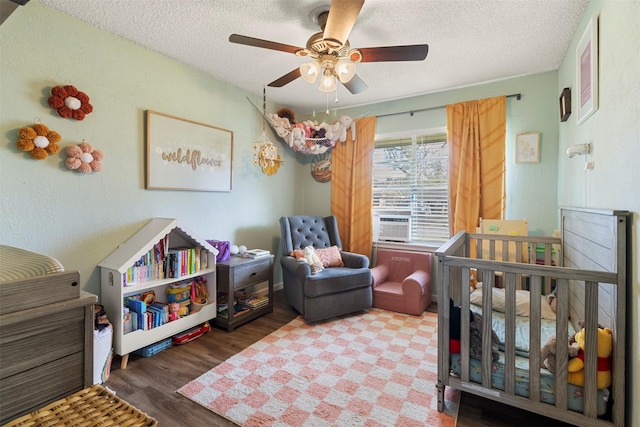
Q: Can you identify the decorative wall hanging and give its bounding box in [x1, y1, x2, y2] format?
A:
[145, 110, 233, 192]
[16, 123, 61, 160]
[253, 139, 282, 176]
[48, 85, 93, 121]
[252, 87, 283, 176]
[515, 132, 540, 164]
[311, 152, 331, 183]
[576, 14, 599, 124]
[559, 87, 571, 122]
[65, 140, 104, 173]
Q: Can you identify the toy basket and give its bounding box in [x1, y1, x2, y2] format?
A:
[4, 384, 158, 427]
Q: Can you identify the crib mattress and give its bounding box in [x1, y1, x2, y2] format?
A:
[450, 352, 608, 415]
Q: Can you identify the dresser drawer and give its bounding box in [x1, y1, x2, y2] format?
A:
[231, 258, 272, 289]
[0, 306, 85, 379]
[0, 352, 85, 424]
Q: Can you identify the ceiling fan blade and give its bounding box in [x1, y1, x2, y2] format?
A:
[268, 68, 302, 87]
[229, 34, 302, 54]
[323, 0, 364, 48]
[359, 44, 429, 62]
[342, 74, 368, 94]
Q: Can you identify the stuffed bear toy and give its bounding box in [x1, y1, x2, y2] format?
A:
[567, 326, 613, 389]
[449, 299, 500, 362]
[302, 246, 324, 274]
[331, 115, 355, 142]
[287, 126, 306, 151]
[541, 334, 580, 373]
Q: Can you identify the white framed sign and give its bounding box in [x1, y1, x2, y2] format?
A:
[145, 110, 233, 192]
[576, 14, 599, 124]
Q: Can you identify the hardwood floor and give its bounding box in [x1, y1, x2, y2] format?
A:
[105, 290, 575, 426]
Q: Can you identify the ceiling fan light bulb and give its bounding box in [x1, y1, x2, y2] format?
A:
[300, 62, 320, 83]
[335, 59, 356, 83]
[319, 74, 337, 92]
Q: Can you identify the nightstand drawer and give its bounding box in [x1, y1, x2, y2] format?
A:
[232, 258, 272, 289]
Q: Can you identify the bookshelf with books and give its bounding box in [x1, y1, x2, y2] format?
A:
[214, 254, 274, 332]
[99, 218, 217, 368]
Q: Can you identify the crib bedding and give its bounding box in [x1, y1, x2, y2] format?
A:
[0, 245, 65, 283]
[469, 305, 576, 357]
[456, 307, 606, 415]
[450, 352, 609, 415]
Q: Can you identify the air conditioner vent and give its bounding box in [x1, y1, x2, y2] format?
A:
[378, 215, 411, 242]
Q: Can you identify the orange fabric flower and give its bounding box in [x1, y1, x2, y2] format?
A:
[16, 123, 61, 160]
[48, 85, 93, 120]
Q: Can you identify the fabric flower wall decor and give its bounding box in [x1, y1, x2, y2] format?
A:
[65, 140, 104, 173]
[48, 85, 93, 120]
[16, 123, 61, 160]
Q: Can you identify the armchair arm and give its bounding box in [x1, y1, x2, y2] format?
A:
[281, 255, 312, 278]
[402, 270, 430, 298]
[370, 264, 389, 288]
[340, 251, 370, 269]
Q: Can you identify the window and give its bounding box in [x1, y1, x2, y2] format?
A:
[372, 129, 450, 244]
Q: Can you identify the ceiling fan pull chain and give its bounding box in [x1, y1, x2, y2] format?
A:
[325, 92, 330, 115]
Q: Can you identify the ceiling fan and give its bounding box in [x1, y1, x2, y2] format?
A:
[229, 0, 429, 94]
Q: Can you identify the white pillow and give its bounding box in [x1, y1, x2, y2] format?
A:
[470, 286, 556, 320]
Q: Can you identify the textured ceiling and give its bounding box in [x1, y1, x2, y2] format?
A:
[37, 0, 588, 113]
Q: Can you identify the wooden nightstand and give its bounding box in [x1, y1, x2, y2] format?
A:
[214, 255, 274, 332]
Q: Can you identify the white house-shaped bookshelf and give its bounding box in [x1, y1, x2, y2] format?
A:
[99, 218, 217, 367]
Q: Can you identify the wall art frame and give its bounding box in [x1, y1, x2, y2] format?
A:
[515, 132, 540, 164]
[145, 110, 233, 192]
[576, 14, 599, 124]
[559, 87, 571, 122]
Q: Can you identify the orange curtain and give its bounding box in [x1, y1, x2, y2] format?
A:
[331, 116, 376, 256]
[446, 96, 506, 236]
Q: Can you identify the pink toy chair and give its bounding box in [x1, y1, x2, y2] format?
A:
[371, 249, 432, 315]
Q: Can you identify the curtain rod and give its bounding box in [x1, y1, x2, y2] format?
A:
[376, 93, 522, 119]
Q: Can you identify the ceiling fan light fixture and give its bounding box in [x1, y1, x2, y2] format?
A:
[319, 70, 337, 92]
[300, 61, 320, 83]
[335, 59, 356, 83]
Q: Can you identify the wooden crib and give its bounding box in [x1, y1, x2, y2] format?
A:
[436, 207, 628, 427]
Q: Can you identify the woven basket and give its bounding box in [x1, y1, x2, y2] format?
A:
[4, 385, 158, 427]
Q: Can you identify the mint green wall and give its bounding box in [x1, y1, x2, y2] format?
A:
[0, 2, 305, 296]
[1, 2, 637, 422]
[557, 2, 639, 425]
[304, 72, 561, 236]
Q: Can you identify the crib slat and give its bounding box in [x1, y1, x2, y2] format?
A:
[481, 269, 494, 389]
[554, 279, 569, 411]
[504, 272, 517, 396]
[460, 268, 471, 383]
[583, 282, 599, 419]
[529, 276, 542, 403]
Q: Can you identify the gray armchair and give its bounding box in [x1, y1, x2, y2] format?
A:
[279, 215, 372, 322]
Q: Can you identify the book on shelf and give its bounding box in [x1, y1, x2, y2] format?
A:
[242, 249, 271, 258]
[240, 295, 269, 309]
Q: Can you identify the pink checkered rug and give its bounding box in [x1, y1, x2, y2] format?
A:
[177, 309, 459, 426]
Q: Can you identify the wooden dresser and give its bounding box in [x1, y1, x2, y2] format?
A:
[0, 289, 96, 424]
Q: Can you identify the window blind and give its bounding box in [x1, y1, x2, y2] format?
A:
[373, 132, 450, 244]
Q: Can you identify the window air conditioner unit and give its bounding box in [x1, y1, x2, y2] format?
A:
[378, 215, 412, 242]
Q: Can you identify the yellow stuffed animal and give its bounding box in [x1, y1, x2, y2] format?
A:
[567, 326, 613, 389]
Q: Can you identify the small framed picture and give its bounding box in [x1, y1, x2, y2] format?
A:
[516, 132, 540, 164]
[559, 87, 571, 122]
